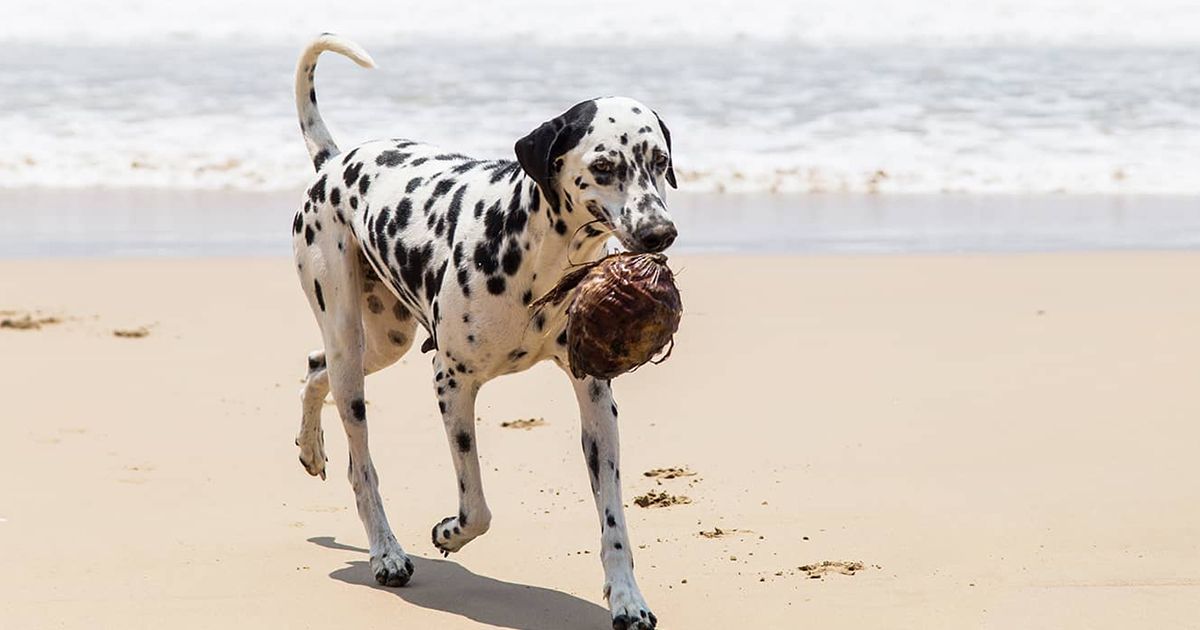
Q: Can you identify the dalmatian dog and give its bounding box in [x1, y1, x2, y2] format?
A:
[290, 35, 677, 629]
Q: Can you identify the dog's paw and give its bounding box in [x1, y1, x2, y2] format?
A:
[606, 581, 657, 629]
[369, 546, 414, 587]
[430, 515, 481, 557]
[296, 428, 327, 480]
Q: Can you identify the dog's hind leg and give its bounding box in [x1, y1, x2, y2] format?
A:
[571, 376, 657, 629]
[430, 354, 491, 556]
[295, 233, 414, 587]
[297, 268, 417, 480]
[297, 349, 331, 479]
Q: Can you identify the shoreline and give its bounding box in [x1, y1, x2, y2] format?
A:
[2, 189, 1200, 258]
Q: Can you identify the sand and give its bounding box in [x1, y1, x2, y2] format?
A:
[1, 253, 1198, 629]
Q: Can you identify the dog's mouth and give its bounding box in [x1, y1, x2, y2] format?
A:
[584, 201, 677, 253]
[584, 201, 638, 251]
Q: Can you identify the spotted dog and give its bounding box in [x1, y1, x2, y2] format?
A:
[290, 35, 677, 629]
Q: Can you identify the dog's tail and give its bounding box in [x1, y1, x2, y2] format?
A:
[295, 33, 376, 171]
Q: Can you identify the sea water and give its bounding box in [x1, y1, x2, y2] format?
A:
[1, 0, 1199, 254]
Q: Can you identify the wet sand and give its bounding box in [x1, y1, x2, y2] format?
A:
[3, 189, 1200, 257]
[1, 254, 1198, 628]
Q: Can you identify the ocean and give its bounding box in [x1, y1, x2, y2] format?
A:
[2, 0, 1199, 254]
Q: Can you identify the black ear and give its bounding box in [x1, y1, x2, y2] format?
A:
[514, 100, 598, 212]
[653, 111, 678, 189]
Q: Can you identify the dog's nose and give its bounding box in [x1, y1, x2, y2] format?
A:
[636, 222, 678, 253]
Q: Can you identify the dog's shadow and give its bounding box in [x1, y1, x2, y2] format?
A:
[309, 536, 610, 630]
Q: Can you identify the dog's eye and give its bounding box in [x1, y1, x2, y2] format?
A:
[653, 153, 669, 169]
[592, 159, 613, 173]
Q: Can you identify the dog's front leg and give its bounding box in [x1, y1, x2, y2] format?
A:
[431, 355, 491, 555]
[572, 376, 657, 630]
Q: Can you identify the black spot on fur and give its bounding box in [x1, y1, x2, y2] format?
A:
[313, 279, 325, 311]
[350, 398, 366, 422]
[406, 177, 423, 193]
[586, 438, 600, 486]
[589, 380, 607, 402]
[313, 148, 331, 170]
[343, 162, 362, 188]
[431, 178, 456, 199]
[487, 276, 506, 295]
[395, 241, 435, 298]
[473, 242, 499, 275]
[455, 431, 472, 453]
[376, 150, 410, 167]
[308, 174, 327, 203]
[424, 260, 448, 303]
[504, 206, 528, 234]
[501, 244, 523, 275]
[456, 268, 471, 296]
[394, 198, 413, 231]
[446, 184, 466, 244]
[489, 161, 520, 183]
[358, 174, 371, 195]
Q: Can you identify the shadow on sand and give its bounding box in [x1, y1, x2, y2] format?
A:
[308, 536, 610, 630]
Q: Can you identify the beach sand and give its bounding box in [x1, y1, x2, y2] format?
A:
[1, 253, 1197, 628]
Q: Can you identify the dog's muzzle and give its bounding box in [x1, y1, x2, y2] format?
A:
[633, 221, 678, 253]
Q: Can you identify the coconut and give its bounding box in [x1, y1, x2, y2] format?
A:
[534, 253, 682, 379]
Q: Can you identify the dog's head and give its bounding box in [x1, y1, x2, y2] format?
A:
[515, 97, 678, 253]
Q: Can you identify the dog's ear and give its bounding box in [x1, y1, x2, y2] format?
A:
[653, 111, 677, 189]
[514, 100, 597, 212]
[514, 120, 562, 212]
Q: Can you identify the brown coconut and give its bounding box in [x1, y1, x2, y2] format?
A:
[534, 253, 682, 379]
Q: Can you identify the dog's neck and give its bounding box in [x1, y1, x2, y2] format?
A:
[513, 174, 610, 296]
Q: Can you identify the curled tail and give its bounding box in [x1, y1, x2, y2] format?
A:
[295, 33, 376, 171]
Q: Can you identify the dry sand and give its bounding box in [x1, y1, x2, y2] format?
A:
[1, 254, 1198, 629]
